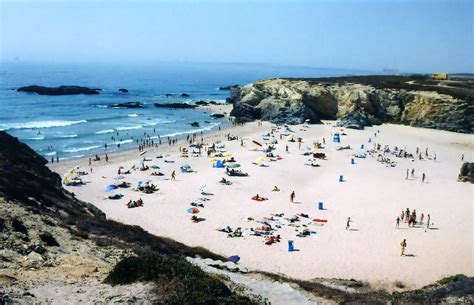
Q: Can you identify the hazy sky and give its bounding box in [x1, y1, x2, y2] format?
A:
[1, 0, 472, 73]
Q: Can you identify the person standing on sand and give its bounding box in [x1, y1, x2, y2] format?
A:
[396, 217, 400, 228]
[346, 217, 352, 230]
[171, 170, 176, 181]
[426, 214, 430, 229]
[290, 191, 295, 203]
[400, 239, 407, 256]
[411, 169, 415, 178]
[405, 208, 410, 223]
[105, 154, 109, 162]
[400, 211, 405, 222]
[89, 158, 91, 166]
[51, 157, 54, 164]
[285, 145, 289, 153]
[420, 213, 424, 225]
[461, 154, 464, 161]
[56, 156, 59, 163]
[406, 169, 409, 180]
[422, 173, 426, 183]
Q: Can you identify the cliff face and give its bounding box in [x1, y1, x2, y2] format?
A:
[229, 77, 473, 133]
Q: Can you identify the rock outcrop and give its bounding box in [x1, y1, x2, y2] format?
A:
[108, 102, 144, 108]
[154, 103, 197, 109]
[17, 85, 101, 95]
[118, 88, 129, 93]
[228, 76, 473, 133]
[458, 162, 474, 183]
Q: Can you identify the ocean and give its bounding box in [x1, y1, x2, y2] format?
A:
[0, 62, 371, 160]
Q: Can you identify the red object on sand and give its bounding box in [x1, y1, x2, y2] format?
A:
[252, 140, 263, 147]
[313, 219, 328, 223]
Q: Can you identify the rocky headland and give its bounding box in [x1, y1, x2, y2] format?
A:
[228, 75, 473, 133]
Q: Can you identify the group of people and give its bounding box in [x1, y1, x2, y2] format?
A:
[396, 208, 431, 229]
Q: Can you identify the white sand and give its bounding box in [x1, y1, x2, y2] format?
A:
[51, 118, 473, 290]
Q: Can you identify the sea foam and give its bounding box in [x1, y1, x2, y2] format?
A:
[0, 120, 87, 131]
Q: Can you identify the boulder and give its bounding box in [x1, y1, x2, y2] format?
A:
[458, 162, 474, 183]
[180, 93, 190, 97]
[190, 122, 200, 127]
[118, 88, 129, 93]
[195, 101, 209, 106]
[17, 85, 101, 95]
[337, 111, 373, 130]
[218, 85, 240, 91]
[210, 113, 225, 119]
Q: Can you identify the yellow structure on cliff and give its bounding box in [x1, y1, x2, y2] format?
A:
[432, 73, 448, 80]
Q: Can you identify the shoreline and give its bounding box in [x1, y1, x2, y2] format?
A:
[48, 104, 235, 172]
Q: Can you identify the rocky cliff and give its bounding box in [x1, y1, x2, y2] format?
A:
[229, 76, 473, 133]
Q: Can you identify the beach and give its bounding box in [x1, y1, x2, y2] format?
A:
[50, 110, 473, 291]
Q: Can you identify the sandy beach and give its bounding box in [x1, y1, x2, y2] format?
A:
[50, 108, 473, 291]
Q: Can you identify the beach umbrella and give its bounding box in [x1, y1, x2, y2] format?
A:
[187, 207, 200, 214]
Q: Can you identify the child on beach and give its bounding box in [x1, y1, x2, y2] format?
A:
[400, 239, 407, 256]
[346, 217, 352, 230]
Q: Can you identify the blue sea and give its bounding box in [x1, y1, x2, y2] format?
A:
[0, 62, 372, 160]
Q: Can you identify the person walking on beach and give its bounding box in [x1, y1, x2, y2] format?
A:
[346, 217, 352, 230]
[396, 217, 400, 228]
[290, 191, 295, 203]
[422, 173, 426, 183]
[420, 213, 424, 225]
[171, 170, 176, 181]
[405, 208, 410, 223]
[406, 169, 409, 180]
[89, 158, 91, 166]
[56, 156, 59, 163]
[400, 239, 407, 256]
[426, 214, 430, 229]
[411, 169, 415, 178]
[51, 157, 54, 164]
[285, 145, 289, 153]
[400, 210, 405, 222]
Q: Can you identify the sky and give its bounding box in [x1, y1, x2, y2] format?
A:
[0, 0, 472, 73]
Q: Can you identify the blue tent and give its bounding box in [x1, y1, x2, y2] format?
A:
[213, 160, 225, 168]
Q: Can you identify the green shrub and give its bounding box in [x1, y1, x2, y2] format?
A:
[105, 254, 256, 304]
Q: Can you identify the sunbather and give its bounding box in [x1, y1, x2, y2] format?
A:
[272, 186, 280, 191]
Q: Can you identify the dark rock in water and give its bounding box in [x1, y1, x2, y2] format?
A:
[39, 232, 60, 247]
[458, 162, 474, 183]
[195, 101, 209, 106]
[337, 111, 373, 130]
[109, 102, 144, 108]
[218, 85, 240, 91]
[210, 113, 225, 119]
[17, 85, 101, 95]
[190, 122, 200, 127]
[165, 93, 173, 97]
[154, 103, 196, 109]
[204, 121, 210, 124]
[180, 93, 190, 97]
[118, 88, 129, 93]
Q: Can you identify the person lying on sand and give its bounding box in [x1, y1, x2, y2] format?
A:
[272, 186, 280, 191]
[127, 198, 144, 208]
[191, 215, 204, 223]
[252, 194, 268, 201]
[264, 234, 281, 245]
[151, 171, 164, 176]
